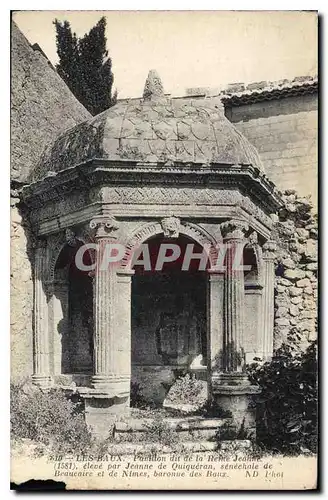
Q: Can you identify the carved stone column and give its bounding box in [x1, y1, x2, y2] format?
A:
[221, 219, 249, 376]
[207, 270, 225, 386]
[32, 240, 52, 388]
[81, 216, 130, 435]
[261, 240, 276, 361]
[211, 220, 260, 437]
[115, 268, 135, 392]
[89, 216, 123, 391]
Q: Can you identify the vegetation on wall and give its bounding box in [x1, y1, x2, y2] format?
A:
[54, 16, 117, 115]
[247, 336, 317, 455]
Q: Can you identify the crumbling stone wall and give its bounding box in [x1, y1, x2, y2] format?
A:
[273, 190, 317, 350]
[10, 193, 33, 380]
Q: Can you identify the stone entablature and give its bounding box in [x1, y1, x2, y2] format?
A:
[21, 161, 282, 241]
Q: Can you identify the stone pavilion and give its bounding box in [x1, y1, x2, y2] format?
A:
[20, 70, 283, 433]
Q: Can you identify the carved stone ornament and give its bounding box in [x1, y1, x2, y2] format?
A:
[89, 216, 119, 239]
[262, 240, 277, 260]
[143, 69, 165, 101]
[248, 230, 258, 245]
[220, 220, 249, 240]
[161, 216, 180, 238]
[65, 228, 77, 247]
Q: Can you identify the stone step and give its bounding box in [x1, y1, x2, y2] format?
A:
[106, 440, 219, 455]
[113, 417, 230, 442]
[115, 417, 227, 432]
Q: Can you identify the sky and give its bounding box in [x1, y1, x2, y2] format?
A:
[13, 10, 318, 98]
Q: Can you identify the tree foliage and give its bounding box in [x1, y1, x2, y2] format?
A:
[54, 17, 116, 115]
[247, 336, 317, 455]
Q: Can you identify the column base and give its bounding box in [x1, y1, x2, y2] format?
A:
[32, 375, 53, 390]
[211, 372, 260, 439]
[90, 375, 130, 396]
[80, 391, 130, 437]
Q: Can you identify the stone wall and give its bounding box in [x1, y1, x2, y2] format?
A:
[10, 195, 33, 380]
[226, 94, 318, 205]
[273, 191, 317, 350]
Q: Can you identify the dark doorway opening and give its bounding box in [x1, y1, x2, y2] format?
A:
[130, 234, 208, 406]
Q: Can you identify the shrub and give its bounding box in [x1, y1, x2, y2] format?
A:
[11, 383, 92, 453]
[247, 339, 317, 455]
[165, 373, 207, 407]
[144, 417, 178, 447]
[130, 382, 149, 409]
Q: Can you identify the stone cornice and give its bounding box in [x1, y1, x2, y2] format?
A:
[20, 159, 284, 214]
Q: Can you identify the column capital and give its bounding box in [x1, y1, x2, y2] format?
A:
[90, 216, 119, 239]
[207, 268, 225, 280]
[116, 268, 135, 283]
[220, 220, 249, 240]
[262, 240, 277, 260]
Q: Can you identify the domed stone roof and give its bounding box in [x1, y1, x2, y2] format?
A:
[31, 70, 263, 182]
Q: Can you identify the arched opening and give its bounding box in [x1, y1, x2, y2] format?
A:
[131, 234, 208, 406]
[53, 242, 93, 375]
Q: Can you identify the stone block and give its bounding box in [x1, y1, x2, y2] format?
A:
[275, 295, 290, 307]
[275, 317, 290, 327]
[296, 228, 309, 241]
[289, 287, 303, 297]
[277, 277, 292, 287]
[282, 258, 296, 269]
[298, 320, 314, 332]
[289, 305, 299, 317]
[291, 296, 302, 304]
[296, 278, 311, 288]
[284, 269, 306, 280]
[299, 310, 316, 320]
[276, 306, 289, 318]
[303, 240, 317, 262]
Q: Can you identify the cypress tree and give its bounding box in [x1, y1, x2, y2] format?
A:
[54, 16, 116, 115]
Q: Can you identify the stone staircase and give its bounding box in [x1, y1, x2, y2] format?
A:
[110, 416, 234, 454]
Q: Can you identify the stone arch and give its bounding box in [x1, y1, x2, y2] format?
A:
[47, 226, 96, 282]
[121, 219, 218, 270]
[243, 242, 264, 286]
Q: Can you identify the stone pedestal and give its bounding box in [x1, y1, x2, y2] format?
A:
[80, 390, 130, 437]
[212, 373, 260, 438]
